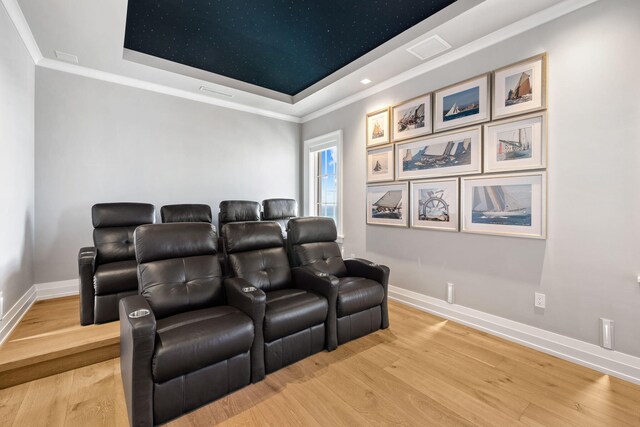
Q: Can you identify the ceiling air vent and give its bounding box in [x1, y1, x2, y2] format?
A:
[406, 35, 451, 61]
[199, 86, 233, 98]
[54, 50, 79, 64]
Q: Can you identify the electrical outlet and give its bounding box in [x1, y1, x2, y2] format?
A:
[447, 283, 454, 304]
[534, 292, 546, 309]
[600, 318, 614, 350]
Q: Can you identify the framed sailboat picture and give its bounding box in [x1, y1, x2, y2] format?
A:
[461, 172, 547, 239]
[493, 54, 546, 119]
[366, 182, 409, 227]
[366, 107, 390, 147]
[484, 112, 547, 173]
[367, 145, 394, 183]
[395, 126, 482, 180]
[392, 93, 432, 142]
[410, 178, 459, 232]
[434, 74, 490, 132]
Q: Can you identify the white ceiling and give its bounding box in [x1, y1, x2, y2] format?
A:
[7, 0, 597, 122]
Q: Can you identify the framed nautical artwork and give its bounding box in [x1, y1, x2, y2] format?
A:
[366, 182, 409, 227]
[484, 112, 547, 173]
[493, 54, 547, 119]
[395, 126, 482, 180]
[410, 178, 459, 232]
[433, 74, 490, 132]
[366, 107, 390, 147]
[460, 171, 547, 239]
[392, 93, 432, 142]
[367, 145, 394, 183]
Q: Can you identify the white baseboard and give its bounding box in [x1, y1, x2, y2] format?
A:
[0, 285, 37, 346]
[35, 279, 79, 300]
[0, 279, 79, 345]
[388, 285, 640, 385]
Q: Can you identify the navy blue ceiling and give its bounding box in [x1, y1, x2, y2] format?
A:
[124, 1, 456, 96]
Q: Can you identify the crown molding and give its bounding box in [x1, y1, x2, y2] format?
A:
[300, 0, 599, 123]
[4, 0, 598, 124]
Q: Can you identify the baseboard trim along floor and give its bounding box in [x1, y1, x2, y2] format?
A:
[388, 285, 640, 385]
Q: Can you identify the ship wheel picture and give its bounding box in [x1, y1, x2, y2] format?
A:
[420, 190, 450, 222]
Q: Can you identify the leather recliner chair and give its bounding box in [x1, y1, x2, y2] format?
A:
[223, 221, 336, 377]
[119, 223, 260, 426]
[218, 200, 261, 230]
[160, 204, 212, 223]
[79, 202, 155, 325]
[261, 198, 297, 236]
[287, 217, 390, 345]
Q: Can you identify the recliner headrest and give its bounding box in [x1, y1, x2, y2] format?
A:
[223, 221, 283, 254]
[219, 200, 261, 224]
[161, 204, 212, 223]
[262, 199, 297, 220]
[287, 217, 337, 245]
[92, 203, 156, 228]
[134, 223, 217, 263]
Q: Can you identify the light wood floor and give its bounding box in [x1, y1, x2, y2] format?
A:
[1, 300, 639, 426]
[0, 296, 119, 389]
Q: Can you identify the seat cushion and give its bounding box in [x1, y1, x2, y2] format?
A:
[152, 306, 254, 383]
[93, 260, 138, 295]
[337, 277, 385, 317]
[264, 289, 328, 342]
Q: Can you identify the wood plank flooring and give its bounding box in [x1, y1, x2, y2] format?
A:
[1, 300, 639, 426]
[0, 296, 119, 389]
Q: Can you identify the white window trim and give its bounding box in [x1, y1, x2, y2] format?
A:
[303, 130, 343, 241]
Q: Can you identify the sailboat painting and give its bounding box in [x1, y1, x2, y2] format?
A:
[396, 127, 482, 180]
[493, 54, 546, 119]
[367, 183, 408, 227]
[484, 112, 546, 173]
[392, 94, 432, 141]
[434, 74, 489, 132]
[367, 145, 394, 183]
[366, 108, 390, 147]
[461, 172, 546, 239]
[410, 178, 459, 231]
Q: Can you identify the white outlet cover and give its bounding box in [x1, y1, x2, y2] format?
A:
[534, 292, 546, 308]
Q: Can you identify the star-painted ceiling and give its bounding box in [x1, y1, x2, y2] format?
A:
[124, 0, 456, 96]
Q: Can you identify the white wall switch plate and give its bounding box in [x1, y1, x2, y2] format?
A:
[534, 292, 546, 309]
[600, 318, 614, 350]
[447, 283, 454, 304]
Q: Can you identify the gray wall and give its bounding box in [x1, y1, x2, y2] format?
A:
[35, 68, 300, 283]
[0, 4, 35, 316]
[302, 0, 640, 357]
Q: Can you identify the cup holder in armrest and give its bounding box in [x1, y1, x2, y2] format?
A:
[316, 272, 328, 277]
[242, 286, 257, 293]
[129, 309, 150, 319]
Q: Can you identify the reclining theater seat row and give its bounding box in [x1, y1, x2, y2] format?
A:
[119, 218, 389, 425]
[79, 202, 156, 325]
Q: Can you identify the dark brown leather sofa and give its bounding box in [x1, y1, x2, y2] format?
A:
[223, 221, 335, 376]
[79, 202, 155, 325]
[160, 204, 212, 223]
[287, 217, 390, 345]
[119, 223, 260, 426]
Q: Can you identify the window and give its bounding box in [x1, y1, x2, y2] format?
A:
[303, 130, 343, 237]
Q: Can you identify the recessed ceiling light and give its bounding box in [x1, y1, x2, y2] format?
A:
[360, 79, 372, 85]
[54, 50, 79, 64]
[199, 86, 233, 98]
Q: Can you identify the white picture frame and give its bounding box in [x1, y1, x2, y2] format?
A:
[461, 172, 547, 239]
[366, 107, 390, 147]
[392, 93, 432, 142]
[366, 182, 409, 227]
[396, 126, 482, 180]
[410, 178, 459, 232]
[483, 112, 547, 173]
[434, 74, 490, 132]
[367, 145, 394, 183]
[493, 54, 547, 120]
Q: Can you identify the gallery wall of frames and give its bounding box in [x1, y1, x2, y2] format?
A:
[365, 54, 547, 239]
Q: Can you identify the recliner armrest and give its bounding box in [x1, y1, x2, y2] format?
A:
[344, 258, 390, 285]
[119, 295, 156, 427]
[224, 277, 266, 382]
[78, 247, 97, 326]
